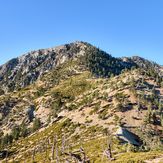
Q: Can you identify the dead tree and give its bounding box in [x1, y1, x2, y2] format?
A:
[61, 133, 66, 154]
[55, 136, 59, 163]
[61, 133, 67, 162]
[103, 130, 115, 161]
[64, 147, 90, 163]
[103, 143, 114, 161]
[80, 147, 90, 163]
[32, 148, 35, 163]
[64, 152, 83, 162]
[48, 137, 51, 145]
[51, 135, 57, 160]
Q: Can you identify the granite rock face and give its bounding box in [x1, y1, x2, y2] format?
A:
[0, 41, 87, 92]
[1, 41, 161, 93]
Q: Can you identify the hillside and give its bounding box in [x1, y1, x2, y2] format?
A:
[0, 41, 162, 163]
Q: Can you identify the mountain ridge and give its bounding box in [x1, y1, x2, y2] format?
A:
[0, 41, 162, 93]
[0, 41, 162, 162]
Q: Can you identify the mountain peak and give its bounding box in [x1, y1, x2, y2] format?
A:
[0, 42, 162, 93]
[0, 41, 92, 92]
[0, 41, 162, 162]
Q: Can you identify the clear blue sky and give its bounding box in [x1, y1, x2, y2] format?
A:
[0, 0, 163, 65]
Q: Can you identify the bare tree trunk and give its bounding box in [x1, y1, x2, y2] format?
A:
[104, 143, 113, 160]
[51, 135, 56, 160]
[55, 136, 59, 163]
[32, 148, 35, 163]
[61, 133, 66, 154]
[80, 147, 90, 163]
[64, 147, 90, 163]
[103, 130, 115, 161]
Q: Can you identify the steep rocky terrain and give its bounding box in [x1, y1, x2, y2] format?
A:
[0, 41, 162, 163]
[0, 42, 87, 92]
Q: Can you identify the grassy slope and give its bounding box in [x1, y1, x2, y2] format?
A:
[4, 118, 163, 163]
[0, 62, 163, 162]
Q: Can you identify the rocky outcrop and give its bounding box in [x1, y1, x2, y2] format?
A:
[0, 41, 88, 92]
[115, 127, 142, 146]
[26, 105, 35, 122]
[1, 41, 161, 93]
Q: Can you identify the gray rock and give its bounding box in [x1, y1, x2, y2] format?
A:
[0, 41, 88, 92]
[26, 105, 35, 122]
[115, 127, 142, 146]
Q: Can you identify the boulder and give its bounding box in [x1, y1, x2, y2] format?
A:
[115, 127, 142, 146]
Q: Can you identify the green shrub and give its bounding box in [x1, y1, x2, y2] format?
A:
[32, 118, 41, 132]
[11, 126, 20, 140]
[98, 109, 108, 120]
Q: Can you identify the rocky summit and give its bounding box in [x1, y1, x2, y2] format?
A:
[0, 41, 162, 163]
